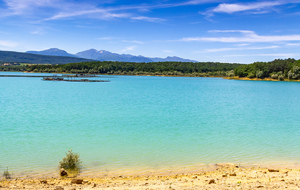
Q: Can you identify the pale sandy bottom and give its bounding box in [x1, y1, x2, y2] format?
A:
[1, 163, 300, 189]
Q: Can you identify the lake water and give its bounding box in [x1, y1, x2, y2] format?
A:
[1, 72, 300, 177]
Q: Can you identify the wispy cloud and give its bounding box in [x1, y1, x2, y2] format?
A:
[180, 30, 300, 43]
[46, 9, 130, 20]
[225, 53, 296, 57]
[203, 0, 300, 17]
[121, 46, 137, 52]
[285, 42, 300, 46]
[97, 37, 144, 44]
[163, 50, 173, 53]
[121, 40, 144, 44]
[1, 0, 219, 22]
[97, 37, 116, 40]
[31, 29, 44, 35]
[2, 0, 62, 16]
[131, 16, 165, 22]
[200, 45, 279, 53]
[0, 40, 18, 47]
[212, 1, 282, 14]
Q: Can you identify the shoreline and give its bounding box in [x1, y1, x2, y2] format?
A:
[2, 71, 300, 82]
[224, 76, 300, 82]
[1, 163, 300, 189]
[5, 161, 300, 178]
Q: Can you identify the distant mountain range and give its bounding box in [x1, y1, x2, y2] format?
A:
[27, 48, 198, 63]
[0, 50, 92, 64]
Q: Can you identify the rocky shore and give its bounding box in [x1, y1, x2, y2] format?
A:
[1, 164, 300, 189]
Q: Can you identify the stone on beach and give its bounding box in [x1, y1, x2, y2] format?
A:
[40, 180, 47, 184]
[60, 168, 68, 177]
[268, 169, 279, 172]
[71, 179, 83, 184]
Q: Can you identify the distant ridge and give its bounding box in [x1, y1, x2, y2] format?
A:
[27, 48, 76, 57]
[27, 48, 198, 63]
[0, 50, 93, 64]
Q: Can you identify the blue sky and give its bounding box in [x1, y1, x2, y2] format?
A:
[1, 0, 300, 63]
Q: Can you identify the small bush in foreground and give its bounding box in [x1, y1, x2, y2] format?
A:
[3, 167, 12, 179]
[59, 150, 82, 177]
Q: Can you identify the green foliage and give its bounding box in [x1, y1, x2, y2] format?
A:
[1, 61, 242, 77]
[288, 66, 300, 79]
[270, 73, 278, 79]
[278, 75, 284, 81]
[234, 58, 300, 80]
[59, 150, 82, 174]
[256, 70, 264, 79]
[3, 167, 11, 179]
[226, 70, 234, 77]
[247, 73, 255, 79]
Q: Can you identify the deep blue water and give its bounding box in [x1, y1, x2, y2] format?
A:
[1, 72, 300, 176]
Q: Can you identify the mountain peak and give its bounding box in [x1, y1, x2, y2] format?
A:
[26, 48, 75, 57]
[27, 48, 198, 63]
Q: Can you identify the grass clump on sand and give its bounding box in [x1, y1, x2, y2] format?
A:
[3, 167, 12, 179]
[59, 149, 82, 177]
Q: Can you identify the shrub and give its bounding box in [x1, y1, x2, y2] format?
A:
[3, 167, 11, 179]
[247, 73, 255, 78]
[226, 70, 235, 77]
[256, 70, 264, 79]
[270, 73, 278, 79]
[59, 150, 82, 176]
[278, 75, 284, 81]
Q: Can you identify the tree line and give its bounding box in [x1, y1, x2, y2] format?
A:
[1, 59, 300, 80]
[234, 58, 300, 80]
[0, 61, 241, 77]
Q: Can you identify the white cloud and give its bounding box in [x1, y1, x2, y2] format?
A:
[236, 43, 250, 47]
[0, 0, 219, 22]
[121, 46, 137, 52]
[212, 2, 282, 14]
[3, 0, 61, 15]
[131, 16, 165, 22]
[121, 40, 144, 44]
[163, 50, 173, 53]
[285, 42, 300, 46]
[46, 9, 130, 20]
[201, 45, 279, 53]
[204, 0, 300, 17]
[31, 29, 44, 35]
[97, 37, 116, 40]
[209, 30, 255, 35]
[225, 53, 296, 57]
[180, 30, 300, 43]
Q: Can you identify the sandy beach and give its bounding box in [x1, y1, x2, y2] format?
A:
[1, 164, 300, 189]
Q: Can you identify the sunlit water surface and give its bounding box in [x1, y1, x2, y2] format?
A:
[1, 72, 300, 176]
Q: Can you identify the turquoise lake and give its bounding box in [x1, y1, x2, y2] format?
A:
[1, 72, 300, 176]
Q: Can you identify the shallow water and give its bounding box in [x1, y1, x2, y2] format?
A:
[1, 72, 300, 176]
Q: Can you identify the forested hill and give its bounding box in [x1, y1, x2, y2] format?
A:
[0, 50, 93, 64]
[234, 58, 300, 80]
[0, 61, 242, 77]
[2, 56, 299, 81]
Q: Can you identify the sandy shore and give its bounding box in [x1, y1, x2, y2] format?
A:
[1, 164, 300, 189]
[224, 76, 300, 82]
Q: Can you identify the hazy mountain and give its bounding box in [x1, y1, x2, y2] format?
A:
[26, 48, 76, 57]
[0, 50, 93, 64]
[76, 49, 153, 62]
[151, 56, 198, 62]
[26, 48, 198, 63]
